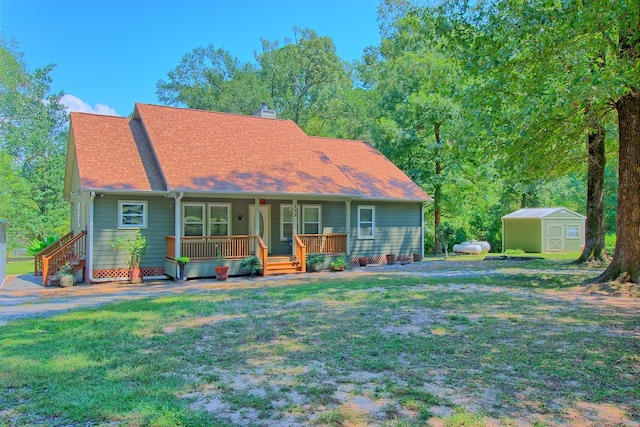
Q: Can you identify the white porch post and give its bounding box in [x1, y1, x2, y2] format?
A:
[254, 197, 260, 254]
[345, 200, 351, 256]
[292, 199, 298, 254]
[420, 202, 425, 258]
[174, 192, 183, 278]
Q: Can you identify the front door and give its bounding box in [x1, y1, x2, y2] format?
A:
[249, 205, 271, 250]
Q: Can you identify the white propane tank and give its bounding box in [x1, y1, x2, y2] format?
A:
[471, 241, 491, 253]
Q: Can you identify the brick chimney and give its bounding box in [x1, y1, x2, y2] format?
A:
[253, 103, 276, 119]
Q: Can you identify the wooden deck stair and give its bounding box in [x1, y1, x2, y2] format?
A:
[264, 256, 304, 276]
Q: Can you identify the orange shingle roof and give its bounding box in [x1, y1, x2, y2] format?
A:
[69, 103, 431, 201]
[69, 112, 165, 192]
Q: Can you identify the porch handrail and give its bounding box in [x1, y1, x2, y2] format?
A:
[294, 234, 306, 273]
[41, 231, 86, 286]
[166, 235, 258, 260]
[256, 236, 268, 275]
[298, 233, 347, 254]
[34, 231, 75, 276]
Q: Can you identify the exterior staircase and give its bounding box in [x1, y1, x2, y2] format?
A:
[35, 231, 87, 286]
[263, 256, 304, 276]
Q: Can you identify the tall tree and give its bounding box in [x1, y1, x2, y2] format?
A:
[0, 37, 69, 247]
[257, 27, 351, 130]
[370, 8, 464, 254]
[156, 44, 267, 114]
[446, 0, 639, 281]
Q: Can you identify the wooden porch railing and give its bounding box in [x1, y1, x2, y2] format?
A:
[294, 235, 306, 272]
[165, 235, 258, 260]
[41, 232, 87, 286]
[298, 233, 347, 254]
[257, 236, 268, 275]
[34, 231, 75, 276]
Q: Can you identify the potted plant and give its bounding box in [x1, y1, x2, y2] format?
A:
[413, 252, 423, 262]
[241, 255, 262, 278]
[330, 253, 349, 271]
[386, 253, 396, 265]
[306, 253, 326, 272]
[58, 268, 75, 287]
[110, 230, 147, 283]
[215, 251, 229, 281]
[176, 256, 190, 282]
[358, 256, 368, 267]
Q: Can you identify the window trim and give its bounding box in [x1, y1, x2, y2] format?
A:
[208, 203, 232, 236]
[118, 200, 148, 229]
[566, 224, 580, 239]
[302, 205, 322, 235]
[357, 205, 375, 239]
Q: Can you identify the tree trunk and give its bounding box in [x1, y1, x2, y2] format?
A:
[576, 106, 607, 263]
[433, 123, 442, 255]
[596, 91, 640, 282]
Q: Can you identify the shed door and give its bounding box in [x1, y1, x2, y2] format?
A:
[547, 225, 564, 252]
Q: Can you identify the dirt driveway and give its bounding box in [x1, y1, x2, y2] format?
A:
[2, 259, 638, 326]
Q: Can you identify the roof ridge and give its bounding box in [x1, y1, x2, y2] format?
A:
[135, 102, 294, 123]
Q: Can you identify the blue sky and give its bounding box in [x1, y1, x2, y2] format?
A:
[1, 0, 382, 117]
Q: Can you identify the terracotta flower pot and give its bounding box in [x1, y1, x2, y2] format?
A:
[358, 257, 368, 267]
[130, 268, 143, 284]
[386, 254, 396, 265]
[215, 265, 229, 281]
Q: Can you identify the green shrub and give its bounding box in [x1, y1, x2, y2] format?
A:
[306, 253, 326, 271]
[504, 248, 525, 255]
[241, 255, 262, 277]
[605, 233, 616, 257]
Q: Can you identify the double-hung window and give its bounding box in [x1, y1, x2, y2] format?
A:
[183, 203, 231, 236]
[357, 205, 375, 239]
[209, 204, 231, 236]
[302, 206, 321, 234]
[183, 204, 205, 236]
[119, 201, 147, 229]
[280, 204, 322, 240]
[281, 205, 297, 241]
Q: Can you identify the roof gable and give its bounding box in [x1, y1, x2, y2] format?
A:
[502, 208, 585, 219]
[69, 112, 166, 192]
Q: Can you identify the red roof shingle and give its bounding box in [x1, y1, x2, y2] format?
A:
[68, 103, 431, 201]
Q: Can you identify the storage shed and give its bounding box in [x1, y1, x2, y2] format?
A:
[0, 219, 8, 286]
[502, 208, 586, 253]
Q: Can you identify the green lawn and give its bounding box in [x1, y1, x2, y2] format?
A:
[1, 260, 637, 426]
[6, 259, 33, 276]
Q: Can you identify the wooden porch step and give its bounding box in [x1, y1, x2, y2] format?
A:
[264, 257, 303, 276]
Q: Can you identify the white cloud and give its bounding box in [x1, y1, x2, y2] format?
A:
[60, 94, 119, 116]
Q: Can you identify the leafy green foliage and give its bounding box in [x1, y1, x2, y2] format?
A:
[110, 230, 147, 269]
[240, 255, 262, 277]
[0, 37, 69, 251]
[26, 235, 59, 256]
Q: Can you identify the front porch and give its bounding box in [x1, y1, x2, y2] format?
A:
[165, 233, 347, 278]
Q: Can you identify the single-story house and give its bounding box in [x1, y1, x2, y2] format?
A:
[502, 207, 586, 253]
[58, 103, 431, 282]
[0, 219, 8, 286]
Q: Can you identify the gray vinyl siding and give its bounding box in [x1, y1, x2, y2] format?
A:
[93, 195, 174, 269]
[350, 202, 422, 258]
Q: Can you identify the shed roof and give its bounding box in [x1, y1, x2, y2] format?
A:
[67, 103, 431, 202]
[502, 208, 585, 219]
